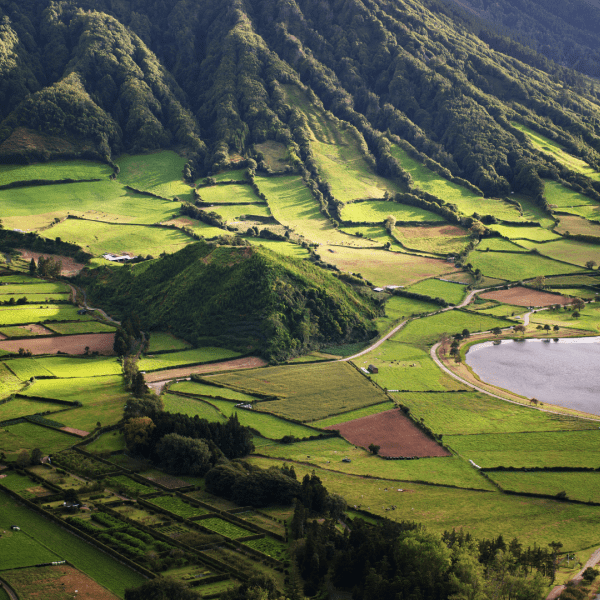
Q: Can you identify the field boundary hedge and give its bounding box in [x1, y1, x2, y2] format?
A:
[0, 178, 103, 191]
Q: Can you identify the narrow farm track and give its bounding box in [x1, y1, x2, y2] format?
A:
[546, 546, 600, 600]
[0, 576, 18, 600]
[68, 284, 121, 326]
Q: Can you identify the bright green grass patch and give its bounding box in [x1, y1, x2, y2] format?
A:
[199, 184, 264, 204]
[0, 490, 146, 594]
[476, 238, 529, 252]
[147, 495, 208, 518]
[468, 249, 583, 280]
[0, 283, 69, 295]
[3, 358, 54, 380]
[407, 278, 467, 305]
[244, 238, 310, 259]
[211, 169, 248, 182]
[0, 363, 23, 398]
[0, 397, 64, 422]
[544, 180, 597, 208]
[209, 204, 272, 222]
[250, 457, 600, 550]
[375, 295, 440, 332]
[0, 305, 93, 326]
[34, 356, 122, 378]
[116, 151, 194, 201]
[529, 305, 600, 332]
[147, 332, 192, 353]
[358, 341, 466, 392]
[43, 220, 192, 257]
[209, 362, 388, 423]
[199, 517, 253, 539]
[311, 401, 395, 427]
[170, 380, 259, 403]
[105, 474, 152, 494]
[515, 195, 556, 228]
[392, 225, 470, 255]
[85, 431, 127, 453]
[138, 347, 241, 372]
[0, 528, 60, 570]
[162, 393, 226, 421]
[0, 472, 47, 498]
[489, 471, 600, 503]
[205, 397, 319, 440]
[517, 239, 600, 268]
[0, 422, 74, 459]
[557, 204, 600, 222]
[396, 391, 596, 436]
[0, 275, 39, 284]
[255, 438, 493, 490]
[488, 225, 561, 241]
[340, 200, 444, 223]
[44, 321, 116, 334]
[473, 304, 526, 317]
[446, 430, 600, 468]
[0, 160, 112, 186]
[340, 226, 404, 251]
[544, 275, 600, 286]
[242, 537, 287, 560]
[549, 288, 598, 300]
[513, 122, 600, 181]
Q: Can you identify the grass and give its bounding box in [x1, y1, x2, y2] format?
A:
[3, 358, 54, 380]
[516, 239, 600, 268]
[445, 430, 600, 468]
[0, 293, 71, 303]
[44, 321, 116, 334]
[0, 283, 70, 295]
[0, 422, 74, 459]
[488, 471, 600, 503]
[0, 529, 60, 569]
[375, 295, 440, 332]
[147, 495, 208, 518]
[0, 325, 52, 337]
[199, 184, 264, 204]
[212, 169, 248, 182]
[0, 160, 112, 185]
[0, 472, 50, 499]
[85, 431, 127, 453]
[162, 394, 226, 421]
[170, 380, 259, 403]
[138, 347, 241, 372]
[209, 362, 388, 423]
[529, 304, 600, 332]
[311, 401, 396, 427]
[407, 278, 467, 305]
[0, 397, 65, 422]
[340, 226, 404, 250]
[34, 357, 122, 378]
[468, 249, 583, 280]
[198, 517, 253, 539]
[544, 180, 598, 209]
[0, 489, 146, 595]
[473, 304, 526, 318]
[209, 204, 272, 222]
[244, 238, 310, 258]
[392, 225, 470, 255]
[476, 238, 529, 252]
[556, 204, 600, 222]
[340, 200, 445, 223]
[0, 275, 41, 284]
[555, 215, 600, 237]
[105, 475, 152, 494]
[549, 288, 598, 300]
[515, 195, 556, 228]
[0, 305, 93, 326]
[395, 391, 597, 435]
[242, 537, 287, 560]
[147, 332, 191, 353]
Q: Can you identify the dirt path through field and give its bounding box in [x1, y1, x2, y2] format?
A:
[0, 576, 18, 600]
[546, 546, 600, 600]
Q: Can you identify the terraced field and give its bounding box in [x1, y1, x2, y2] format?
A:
[340, 200, 445, 223]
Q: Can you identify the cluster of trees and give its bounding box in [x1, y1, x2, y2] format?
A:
[113, 316, 142, 357]
[29, 256, 62, 278]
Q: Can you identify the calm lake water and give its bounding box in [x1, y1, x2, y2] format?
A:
[465, 337, 600, 415]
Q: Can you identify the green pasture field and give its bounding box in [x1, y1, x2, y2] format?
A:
[513, 122, 600, 181]
[116, 151, 195, 201]
[0, 305, 93, 326]
[198, 517, 253, 539]
[375, 295, 440, 332]
[0, 422, 74, 459]
[393, 225, 470, 255]
[85, 431, 127, 453]
[472, 304, 526, 317]
[340, 226, 404, 251]
[211, 169, 247, 182]
[0, 275, 40, 284]
[0, 181, 181, 231]
[517, 238, 600, 268]
[445, 430, 600, 468]
[0, 472, 49, 499]
[557, 204, 600, 222]
[0, 325, 52, 337]
[34, 356, 122, 378]
[243, 537, 287, 561]
[138, 347, 241, 372]
[407, 278, 467, 305]
[317, 245, 456, 287]
[105, 474, 152, 494]
[0, 397, 64, 422]
[256, 438, 493, 490]
[250, 457, 600, 551]
[555, 215, 600, 237]
[147, 332, 191, 353]
[0, 363, 24, 398]
[288, 351, 341, 363]
[0, 293, 71, 303]
[357, 341, 466, 392]
[311, 401, 395, 427]
[515, 195, 556, 228]
[162, 216, 226, 240]
[468, 249, 583, 280]
[204, 397, 319, 440]
[391, 310, 510, 348]
[244, 238, 310, 259]
[529, 305, 600, 332]
[488, 224, 561, 242]
[44, 321, 116, 334]
[0, 490, 146, 596]
[395, 391, 596, 436]
[147, 495, 208, 518]
[170, 380, 259, 403]
[162, 394, 225, 421]
[209, 362, 388, 423]
[255, 140, 289, 173]
[544, 275, 600, 286]
[43, 219, 192, 258]
[488, 471, 600, 503]
[340, 200, 445, 223]
[0, 283, 70, 295]
[0, 159, 112, 186]
[0, 529, 60, 570]
[209, 204, 272, 222]
[476, 238, 529, 252]
[549, 288, 598, 300]
[199, 184, 264, 204]
[3, 358, 54, 380]
[544, 180, 598, 209]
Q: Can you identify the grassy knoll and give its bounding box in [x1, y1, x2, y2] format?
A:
[445, 430, 600, 468]
[34, 356, 122, 378]
[392, 225, 470, 255]
[255, 437, 493, 490]
[0, 422, 74, 458]
[209, 362, 388, 423]
[0, 160, 112, 185]
[138, 347, 241, 372]
[0, 490, 147, 596]
[544, 180, 598, 209]
[476, 238, 529, 252]
[249, 456, 600, 551]
[311, 401, 395, 427]
[116, 151, 194, 201]
[0, 305, 93, 326]
[43, 219, 192, 258]
[170, 380, 259, 403]
[488, 225, 561, 242]
[407, 278, 467, 305]
[488, 471, 600, 503]
[147, 332, 192, 353]
[244, 238, 310, 258]
[529, 304, 600, 332]
[85, 431, 126, 453]
[212, 169, 247, 182]
[468, 249, 583, 280]
[0, 397, 64, 422]
[317, 245, 456, 287]
[199, 184, 264, 204]
[340, 200, 445, 223]
[396, 391, 596, 436]
[162, 393, 226, 421]
[375, 295, 440, 332]
[44, 321, 116, 334]
[517, 239, 600, 268]
[1, 181, 180, 231]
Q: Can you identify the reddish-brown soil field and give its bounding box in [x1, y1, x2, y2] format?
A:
[479, 286, 570, 307]
[0, 332, 115, 355]
[144, 356, 268, 382]
[325, 409, 450, 458]
[18, 249, 86, 276]
[3, 565, 118, 600]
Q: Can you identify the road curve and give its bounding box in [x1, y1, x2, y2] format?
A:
[341, 319, 409, 362]
[0, 576, 19, 600]
[546, 546, 600, 600]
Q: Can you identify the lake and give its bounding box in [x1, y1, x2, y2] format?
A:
[465, 336, 600, 415]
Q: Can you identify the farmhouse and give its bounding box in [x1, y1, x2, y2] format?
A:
[368, 364, 378, 374]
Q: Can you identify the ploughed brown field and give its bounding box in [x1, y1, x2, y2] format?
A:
[479, 286, 571, 307]
[18, 249, 86, 277]
[325, 409, 450, 458]
[0, 332, 115, 355]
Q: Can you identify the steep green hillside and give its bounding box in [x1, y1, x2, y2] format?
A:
[78, 241, 378, 361]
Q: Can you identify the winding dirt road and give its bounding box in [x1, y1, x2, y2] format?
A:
[546, 546, 600, 600]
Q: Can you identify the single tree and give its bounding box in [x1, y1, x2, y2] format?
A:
[368, 443, 380, 455]
[29, 258, 36, 275]
[585, 260, 597, 270]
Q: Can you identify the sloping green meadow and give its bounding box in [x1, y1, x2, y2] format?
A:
[0, 160, 113, 185]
